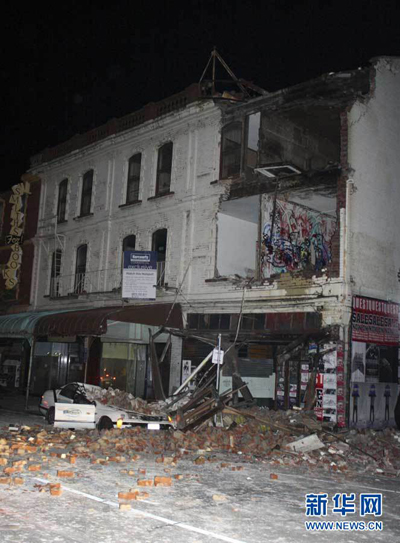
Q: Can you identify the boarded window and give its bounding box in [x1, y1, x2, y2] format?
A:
[220, 122, 242, 178]
[127, 154, 141, 203]
[156, 142, 173, 195]
[80, 170, 93, 216]
[57, 179, 68, 223]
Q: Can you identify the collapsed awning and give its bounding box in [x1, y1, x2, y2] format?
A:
[34, 303, 183, 337]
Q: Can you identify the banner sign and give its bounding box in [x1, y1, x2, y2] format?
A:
[122, 251, 157, 300]
[351, 295, 399, 346]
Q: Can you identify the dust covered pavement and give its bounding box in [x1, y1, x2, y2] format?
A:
[0, 412, 400, 542]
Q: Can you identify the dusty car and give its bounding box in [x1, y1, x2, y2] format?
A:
[39, 382, 173, 431]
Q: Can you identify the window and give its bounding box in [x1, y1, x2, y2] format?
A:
[57, 179, 68, 223]
[241, 314, 265, 330]
[220, 114, 260, 179]
[156, 142, 173, 195]
[126, 154, 141, 203]
[152, 229, 167, 286]
[74, 244, 87, 294]
[245, 112, 260, 170]
[50, 249, 62, 297]
[123, 235, 136, 252]
[80, 170, 93, 217]
[220, 122, 242, 178]
[122, 235, 136, 267]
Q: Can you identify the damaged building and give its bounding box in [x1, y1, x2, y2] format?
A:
[3, 55, 399, 429]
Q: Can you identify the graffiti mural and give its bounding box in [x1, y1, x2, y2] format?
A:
[261, 196, 337, 277]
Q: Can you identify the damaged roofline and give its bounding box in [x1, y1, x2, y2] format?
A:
[219, 64, 374, 118]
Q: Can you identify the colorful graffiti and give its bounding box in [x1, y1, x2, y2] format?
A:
[261, 197, 336, 277]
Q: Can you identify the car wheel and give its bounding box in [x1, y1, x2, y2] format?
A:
[97, 416, 113, 431]
[47, 406, 55, 425]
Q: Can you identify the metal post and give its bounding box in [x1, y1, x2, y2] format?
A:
[25, 338, 35, 411]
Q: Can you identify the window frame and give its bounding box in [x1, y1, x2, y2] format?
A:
[220, 121, 243, 179]
[80, 170, 93, 217]
[57, 178, 68, 223]
[126, 154, 142, 204]
[152, 229, 167, 286]
[155, 142, 173, 196]
[74, 244, 88, 294]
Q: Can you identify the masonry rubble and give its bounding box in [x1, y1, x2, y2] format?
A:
[84, 386, 167, 415]
[0, 408, 399, 497]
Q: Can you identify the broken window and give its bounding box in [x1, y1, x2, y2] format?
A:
[57, 178, 68, 223]
[152, 229, 167, 286]
[127, 154, 141, 203]
[74, 244, 87, 294]
[220, 122, 242, 178]
[80, 170, 93, 216]
[156, 142, 173, 196]
[50, 249, 62, 297]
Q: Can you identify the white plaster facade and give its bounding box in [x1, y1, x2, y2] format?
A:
[26, 57, 400, 410]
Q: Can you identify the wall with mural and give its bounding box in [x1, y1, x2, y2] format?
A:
[261, 194, 337, 278]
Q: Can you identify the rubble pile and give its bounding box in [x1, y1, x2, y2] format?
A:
[85, 387, 167, 416]
[0, 410, 399, 483]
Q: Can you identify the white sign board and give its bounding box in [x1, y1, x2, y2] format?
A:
[122, 251, 157, 300]
[212, 348, 224, 365]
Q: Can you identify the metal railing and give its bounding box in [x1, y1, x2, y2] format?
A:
[49, 268, 122, 297]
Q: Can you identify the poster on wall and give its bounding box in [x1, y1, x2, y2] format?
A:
[122, 251, 157, 300]
[350, 295, 400, 429]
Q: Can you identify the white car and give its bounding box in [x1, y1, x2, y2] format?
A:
[39, 382, 172, 431]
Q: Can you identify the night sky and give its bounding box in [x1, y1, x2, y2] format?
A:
[2, 0, 400, 190]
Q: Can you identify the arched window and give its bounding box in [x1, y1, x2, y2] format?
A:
[57, 179, 68, 223]
[122, 235, 136, 269]
[152, 229, 167, 286]
[80, 170, 93, 217]
[126, 154, 141, 203]
[220, 122, 242, 179]
[74, 244, 87, 294]
[156, 142, 173, 196]
[50, 249, 62, 297]
[123, 235, 136, 252]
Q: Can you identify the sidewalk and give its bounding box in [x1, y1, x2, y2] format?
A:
[0, 390, 42, 415]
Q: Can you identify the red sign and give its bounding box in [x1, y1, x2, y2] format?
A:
[352, 296, 399, 346]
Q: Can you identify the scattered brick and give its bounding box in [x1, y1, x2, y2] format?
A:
[137, 479, 153, 487]
[270, 473, 279, 480]
[119, 503, 131, 511]
[57, 470, 74, 478]
[154, 476, 172, 487]
[0, 477, 11, 484]
[28, 465, 41, 472]
[118, 491, 138, 500]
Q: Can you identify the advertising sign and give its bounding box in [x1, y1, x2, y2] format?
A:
[350, 296, 400, 428]
[122, 251, 157, 300]
[352, 295, 399, 345]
